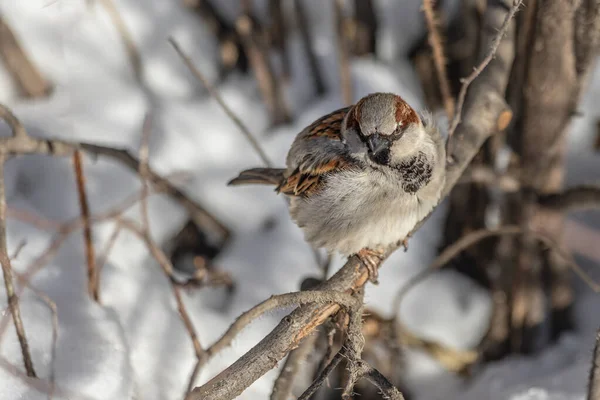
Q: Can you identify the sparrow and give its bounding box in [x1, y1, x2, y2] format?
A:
[228, 92, 446, 283]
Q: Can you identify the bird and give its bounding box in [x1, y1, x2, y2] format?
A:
[228, 92, 446, 283]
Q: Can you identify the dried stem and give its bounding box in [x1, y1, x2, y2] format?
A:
[0, 106, 36, 377]
[0, 15, 52, 98]
[98, 0, 143, 83]
[393, 225, 600, 319]
[169, 37, 273, 168]
[539, 185, 600, 212]
[447, 0, 522, 142]
[270, 332, 319, 400]
[589, 329, 600, 400]
[294, 0, 326, 95]
[72, 151, 99, 302]
[297, 351, 344, 400]
[132, 115, 207, 398]
[334, 0, 353, 106]
[422, 0, 455, 120]
[234, 13, 291, 125]
[14, 272, 58, 400]
[0, 103, 229, 245]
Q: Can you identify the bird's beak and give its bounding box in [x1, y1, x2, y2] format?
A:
[367, 133, 389, 156]
[366, 133, 391, 165]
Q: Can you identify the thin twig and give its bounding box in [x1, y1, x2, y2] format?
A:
[334, 0, 353, 106]
[447, 0, 523, 141]
[133, 115, 208, 398]
[294, 0, 326, 95]
[0, 108, 36, 377]
[297, 351, 344, 400]
[13, 272, 58, 400]
[95, 220, 123, 275]
[98, 0, 143, 83]
[0, 103, 229, 244]
[169, 37, 273, 167]
[0, 15, 52, 98]
[589, 328, 600, 400]
[422, 0, 455, 121]
[235, 14, 291, 125]
[360, 363, 405, 400]
[270, 332, 319, 400]
[393, 225, 600, 320]
[72, 151, 99, 302]
[539, 185, 600, 212]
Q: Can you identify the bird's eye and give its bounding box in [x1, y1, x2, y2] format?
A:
[389, 123, 405, 140]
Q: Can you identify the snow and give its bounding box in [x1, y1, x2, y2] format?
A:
[0, 0, 598, 399]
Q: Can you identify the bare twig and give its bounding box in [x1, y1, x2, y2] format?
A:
[169, 38, 273, 168]
[0, 15, 52, 98]
[539, 185, 600, 212]
[393, 225, 600, 319]
[269, 0, 291, 80]
[132, 115, 207, 398]
[446, 0, 522, 142]
[270, 332, 319, 400]
[0, 104, 229, 245]
[72, 151, 99, 302]
[98, 0, 142, 83]
[13, 272, 58, 400]
[422, 0, 455, 121]
[589, 328, 600, 400]
[294, 0, 326, 95]
[0, 108, 35, 377]
[234, 14, 291, 125]
[334, 0, 353, 106]
[457, 164, 520, 192]
[95, 221, 123, 275]
[359, 362, 405, 400]
[298, 351, 344, 400]
[187, 0, 519, 397]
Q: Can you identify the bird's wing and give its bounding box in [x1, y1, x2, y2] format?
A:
[278, 106, 356, 197]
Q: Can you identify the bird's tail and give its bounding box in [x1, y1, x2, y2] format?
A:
[227, 168, 286, 186]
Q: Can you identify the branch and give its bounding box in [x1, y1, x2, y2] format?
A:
[234, 14, 291, 125]
[539, 185, 600, 212]
[168, 38, 273, 168]
[0, 107, 36, 377]
[0, 15, 52, 98]
[446, 0, 521, 142]
[393, 225, 600, 318]
[589, 328, 600, 400]
[293, 0, 326, 95]
[422, 0, 455, 121]
[270, 331, 318, 400]
[72, 151, 99, 302]
[0, 104, 229, 246]
[186, 290, 359, 394]
[297, 351, 343, 400]
[334, 0, 353, 106]
[187, 0, 519, 398]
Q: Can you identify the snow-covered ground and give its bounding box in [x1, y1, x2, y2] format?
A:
[0, 1, 598, 399]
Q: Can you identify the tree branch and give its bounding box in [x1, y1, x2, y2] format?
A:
[589, 328, 600, 400]
[539, 185, 600, 212]
[422, 0, 455, 121]
[72, 151, 99, 302]
[0, 106, 36, 377]
[0, 104, 229, 246]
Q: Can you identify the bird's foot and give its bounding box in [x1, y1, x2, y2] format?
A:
[357, 248, 384, 284]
